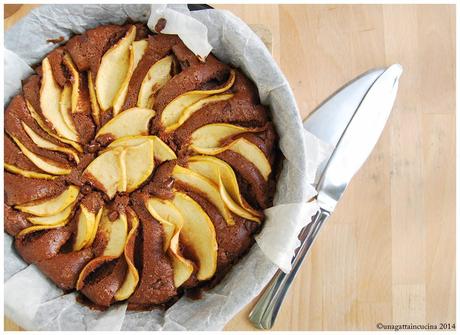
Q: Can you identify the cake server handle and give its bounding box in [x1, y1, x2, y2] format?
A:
[248, 209, 330, 329]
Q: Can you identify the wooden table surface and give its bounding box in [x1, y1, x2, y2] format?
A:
[4, 4, 456, 331]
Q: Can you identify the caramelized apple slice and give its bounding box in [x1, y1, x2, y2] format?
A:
[40, 57, 79, 142]
[112, 39, 148, 116]
[87, 72, 101, 127]
[137, 55, 174, 109]
[187, 155, 262, 222]
[172, 165, 235, 226]
[165, 93, 234, 132]
[22, 122, 80, 163]
[160, 69, 236, 128]
[96, 25, 136, 111]
[145, 197, 194, 287]
[123, 140, 155, 192]
[82, 148, 123, 199]
[73, 205, 98, 251]
[9, 135, 71, 175]
[26, 100, 83, 153]
[172, 192, 217, 281]
[95, 107, 155, 141]
[15, 185, 79, 216]
[27, 202, 75, 225]
[4, 163, 56, 180]
[114, 207, 140, 301]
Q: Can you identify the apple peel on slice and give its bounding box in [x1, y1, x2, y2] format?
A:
[172, 192, 217, 281]
[172, 165, 235, 226]
[15, 185, 79, 216]
[160, 69, 236, 128]
[26, 100, 83, 153]
[145, 197, 194, 287]
[112, 39, 148, 116]
[96, 25, 136, 112]
[137, 55, 174, 109]
[165, 93, 234, 133]
[4, 163, 56, 180]
[22, 122, 80, 163]
[187, 155, 262, 222]
[10, 134, 72, 176]
[95, 107, 156, 142]
[27, 201, 75, 225]
[40, 57, 79, 142]
[114, 207, 140, 301]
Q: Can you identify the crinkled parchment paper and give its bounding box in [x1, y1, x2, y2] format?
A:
[4, 4, 330, 331]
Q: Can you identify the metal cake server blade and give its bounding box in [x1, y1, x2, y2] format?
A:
[249, 64, 403, 329]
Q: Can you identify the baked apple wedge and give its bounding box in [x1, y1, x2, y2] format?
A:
[137, 55, 174, 109]
[95, 107, 155, 141]
[15, 185, 79, 216]
[187, 155, 262, 222]
[59, 83, 79, 138]
[160, 69, 236, 129]
[73, 205, 103, 251]
[172, 192, 217, 281]
[9, 135, 71, 175]
[172, 165, 235, 226]
[40, 57, 79, 142]
[114, 207, 140, 301]
[145, 197, 194, 287]
[165, 93, 234, 132]
[121, 140, 155, 192]
[87, 72, 101, 127]
[82, 148, 123, 199]
[17, 221, 68, 237]
[4, 163, 56, 180]
[106, 135, 176, 162]
[98, 208, 128, 258]
[22, 122, 80, 163]
[112, 39, 148, 116]
[96, 25, 136, 111]
[27, 202, 75, 226]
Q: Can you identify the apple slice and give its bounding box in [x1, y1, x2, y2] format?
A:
[17, 221, 68, 237]
[98, 208, 128, 257]
[15, 185, 79, 216]
[26, 100, 83, 153]
[87, 207, 103, 247]
[187, 156, 262, 222]
[172, 192, 217, 281]
[87, 72, 101, 127]
[9, 135, 71, 176]
[114, 207, 140, 301]
[172, 165, 235, 226]
[160, 69, 236, 128]
[82, 147, 123, 199]
[59, 83, 79, 138]
[40, 57, 79, 142]
[190, 123, 261, 152]
[112, 39, 148, 116]
[22, 122, 80, 163]
[27, 201, 75, 225]
[145, 197, 194, 287]
[95, 107, 155, 142]
[165, 93, 234, 132]
[4, 163, 56, 180]
[137, 55, 174, 109]
[191, 137, 272, 181]
[123, 140, 155, 192]
[73, 205, 98, 251]
[152, 136, 177, 162]
[96, 25, 136, 111]
[146, 197, 182, 251]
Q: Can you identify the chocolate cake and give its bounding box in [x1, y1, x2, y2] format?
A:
[4, 23, 279, 310]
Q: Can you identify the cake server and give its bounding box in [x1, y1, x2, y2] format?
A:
[249, 64, 403, 329]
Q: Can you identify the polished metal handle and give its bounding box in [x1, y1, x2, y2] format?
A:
[249, 209, 330, 329]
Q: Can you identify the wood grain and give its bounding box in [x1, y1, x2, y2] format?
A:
[4, 4, 455, 331]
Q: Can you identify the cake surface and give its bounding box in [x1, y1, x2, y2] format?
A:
[4, 23, 279, 310]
